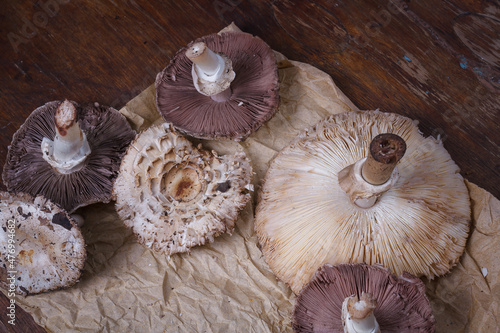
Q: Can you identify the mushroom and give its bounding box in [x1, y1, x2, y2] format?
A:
[0, 192, 86, 295]
[292, 263, 435, 332]
[255, 110, 471, 294]
[155, 31, 279, 141]
[113, 123, 253, 256]
[2, 100, 136, 213]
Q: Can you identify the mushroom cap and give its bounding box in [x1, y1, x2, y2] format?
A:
[155, 31, 279, 141]
[113, 123, 253, 255]
[0, 192, 86, 295]
[255, 110, 471, 294]
[292, 263, 435, 332]
[2, 100, 136, 213]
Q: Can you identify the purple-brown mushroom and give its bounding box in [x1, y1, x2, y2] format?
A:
[292, 263, 435, 332]
[2, 100, 136, 213]
[155, 31, 279, 141]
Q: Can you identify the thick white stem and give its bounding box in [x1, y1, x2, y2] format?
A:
[186, 42, 225, 82]
[42, 100, 91, 174]
[186, 42, 235, 98]
[342, 293, 380, 333]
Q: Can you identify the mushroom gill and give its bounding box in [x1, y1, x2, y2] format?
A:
[292, 263, 435, 332]
[2, 100, 136, 213]
[255, 110, 471, 294]
[155, 31, 279, 141]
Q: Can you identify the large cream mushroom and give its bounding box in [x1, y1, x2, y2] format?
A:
[0, 192, 86, 295]
[113, 123, 253, 256]
[255, 110, 471, 294]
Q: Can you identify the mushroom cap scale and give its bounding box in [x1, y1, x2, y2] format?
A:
[0, 192, 86, 295]
[2, 100, 136, 213]
[292, 263, 435, 332]
[113, 123, 253, 255]
[155, 31, 279, 141]
[255, 110, 471, 294]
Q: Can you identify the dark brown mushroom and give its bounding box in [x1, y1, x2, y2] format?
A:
[292, 263, 435, 333]
[2, 100, 136, 213]
[155, 31, 279, 141]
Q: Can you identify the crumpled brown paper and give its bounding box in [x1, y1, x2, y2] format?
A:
[14, 31, 499, 333]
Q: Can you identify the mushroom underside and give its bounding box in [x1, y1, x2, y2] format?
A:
[292, 263, 435, 333]
[155, 31, 279, 141]
[2, 100, 136, 213]
[255, 110, 471, 294]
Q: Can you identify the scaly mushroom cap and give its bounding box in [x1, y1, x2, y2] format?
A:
[155, 31, 279, 141]
[2, 100, 136, 213]
[113, 123, 253, 255]
[0, 192, 86, 295]
[255, 110, 471, 294]
[292, 263, 435, 332]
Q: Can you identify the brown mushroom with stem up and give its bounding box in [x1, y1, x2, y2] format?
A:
[255, 110, 471, 294]
[113, 123, 253, 256]
[0, 192, 86, 295]
[155, 31, 279, 141]
[292, 263, 435, 332]
[2, 100, 136, 214]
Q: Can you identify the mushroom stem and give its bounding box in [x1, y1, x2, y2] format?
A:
[41, 100, 91, 174]
[342, 292, 380, 333]
[186, 42, 225, 81]
[362, 133, 406, 185]
[338, 133, 406, 208]
[186, 42, 236, 97]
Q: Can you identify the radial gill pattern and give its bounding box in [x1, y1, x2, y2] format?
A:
[113, 123, 253, 256]
[255, 110, 471, 294]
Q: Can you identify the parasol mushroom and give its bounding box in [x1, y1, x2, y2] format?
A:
[2, 100, 136, 213]
[113, 123, 253, 256]
[155, 31, 279, 141]
[0, 192, 86, 295]
[255, 110, 471, 294]
[292, 263, 435, 332]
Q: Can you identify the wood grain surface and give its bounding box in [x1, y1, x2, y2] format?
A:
[0, 0, 498, 331]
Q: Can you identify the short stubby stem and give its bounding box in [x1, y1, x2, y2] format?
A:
[338, 133, 406, 208]
[362, 133, 406, 185]
[186, 42, 235, 97]
[41, 100, 91, 174]
[342, 292, 380, 333]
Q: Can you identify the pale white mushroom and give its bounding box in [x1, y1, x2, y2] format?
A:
[0, 192, 86, 295]
[113, 123, 253, 256]
[255, 110, 471, 294]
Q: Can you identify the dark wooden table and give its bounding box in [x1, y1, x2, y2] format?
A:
[0, 0, 499, 331]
